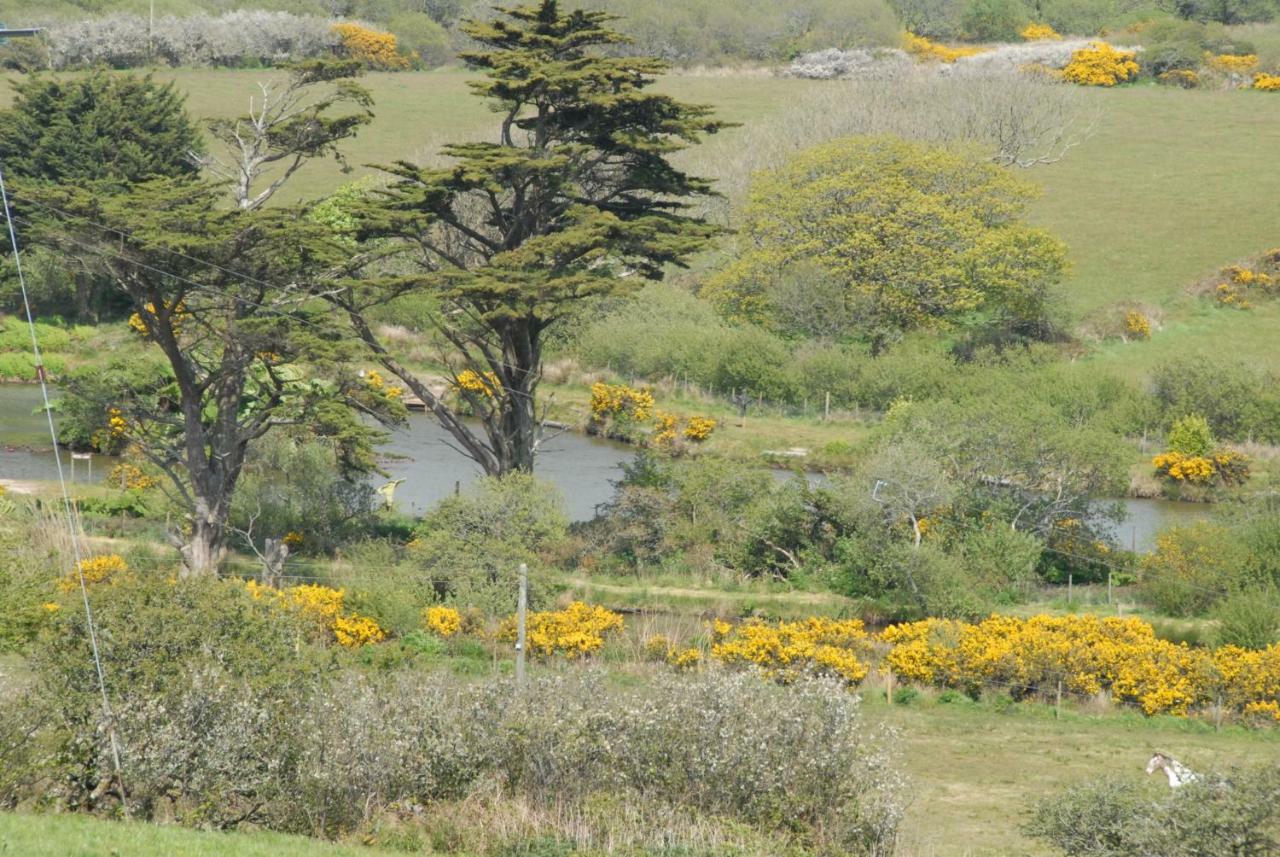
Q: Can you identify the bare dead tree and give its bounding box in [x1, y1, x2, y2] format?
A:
[196, 59, 373, 211]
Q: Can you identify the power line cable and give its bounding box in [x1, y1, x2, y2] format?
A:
[0, 164, 130, 817]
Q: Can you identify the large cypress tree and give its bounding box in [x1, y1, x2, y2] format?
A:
[335, 0, 728, 475]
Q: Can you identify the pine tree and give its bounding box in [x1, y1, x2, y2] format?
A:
[335, 0, 728, 475]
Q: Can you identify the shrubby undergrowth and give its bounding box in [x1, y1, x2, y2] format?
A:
[0, 570, 904, 855]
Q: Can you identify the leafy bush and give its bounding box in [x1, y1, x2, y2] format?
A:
[5, 636, 906, 856]
[386, 12, 452, 67]
[1027, 766, 1280, 856]
[230, 432, 378, 556]
[1060, 41, 1139, 85]
[1142, 523, 1252, 616]
[1213, 587, 1280, 648]
[408, 474, 569, 615]
[1167, 413, 1215, 456]
[962, 0, 1029, 41]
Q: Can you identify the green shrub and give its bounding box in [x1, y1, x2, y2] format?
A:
[409, 473, 569, 615]
[1142, 522, 1250, 616]
[1027, 765, 1280, 856]
[386, 12, 452, 67]
[709, 325, 793, 401]
[1212, 587, 1280, 648]
[1166, 413, 1215, 457]
[961, 0, 1029, 40]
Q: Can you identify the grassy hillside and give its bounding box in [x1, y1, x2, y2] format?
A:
[5, 70, 1277, 376]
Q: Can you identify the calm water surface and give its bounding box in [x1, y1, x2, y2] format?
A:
[0, 384, 1214, 540]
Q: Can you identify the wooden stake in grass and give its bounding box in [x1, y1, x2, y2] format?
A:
[516, 562, 528, 689]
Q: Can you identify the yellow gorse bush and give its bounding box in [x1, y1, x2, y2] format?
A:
[424, 605, 463, 637]
[590, 382, 654, 424]
[106, 462, 156, 490]
[245, 580, 386, 647]
[1152, 450, 1249, 486]
[1158, 68, 1200, 88]
[332, 22, 409, 69]
[1213, 262, 1276, 308]
[711, 617, 873, 685]
[497, 601, 625, 659]
[454, 369, 500, 399]
[1208, 53, 1258, 74]
[128, 300, 187, 337]
[58, 554, 129, 592]
[1020, 22, 1061, 40]
[1124, 311, 1151, 340]
[1254, 72, 1280, 90]
[903, 32, 988, 63]
[682, 416, 717, 442]
[1060, 42, 1139, 86]
[881, 614, 1280, 717]
[364, 369, 404, 401]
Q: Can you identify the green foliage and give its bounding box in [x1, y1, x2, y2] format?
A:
[386, 12, 453, 67]
[572, 282, 735, 382]
[704, 136, 1067, 353]
[230, 431, 379, 555]
[1212, 587, 1280, 648]
[0, 72, 202, 189]
[1151, 356, 1280, 443]
[1027, 765, 1280, 856]
[409, 473, 569, 614]
[1142, 522, 1252, 616]
[582, 0, 902, 61]
[1166, 413, 1215, 456]
[709, 324, 793, 400]
[961, 524, 1043, 595]
[961, 0, 1029, 40]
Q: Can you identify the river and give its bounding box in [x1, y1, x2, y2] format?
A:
[0, 384, 1211, 545]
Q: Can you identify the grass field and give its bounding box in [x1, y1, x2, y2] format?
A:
[6, 69, 1280, 378]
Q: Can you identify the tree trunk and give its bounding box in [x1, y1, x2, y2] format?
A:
[179, 513, 227, 578]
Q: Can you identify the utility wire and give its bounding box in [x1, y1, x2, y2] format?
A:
[0, 164, 130, 817]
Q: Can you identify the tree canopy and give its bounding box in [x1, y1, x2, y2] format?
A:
[703, 135, 1067, 353]
[0, 72, 202, 189]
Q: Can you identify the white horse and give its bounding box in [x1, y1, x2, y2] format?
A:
[1146, 751, 1199, 788]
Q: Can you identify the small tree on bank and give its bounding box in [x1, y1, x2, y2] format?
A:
[335, 0, 727, 475]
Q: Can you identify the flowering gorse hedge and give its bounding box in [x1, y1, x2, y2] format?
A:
[58, 554, 129, 592]
[1020, 23, 1062, 41]
[332, 22, 409, 69]
[1255, 72, 1280, 90]
[882, 614, 1280, 717]
[711, 616, 874, 685]
[903, 32, 987, 63]
[1213, 260, 1278, 308]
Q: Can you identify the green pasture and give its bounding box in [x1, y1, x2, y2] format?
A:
[6, 69, 1279, 378]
